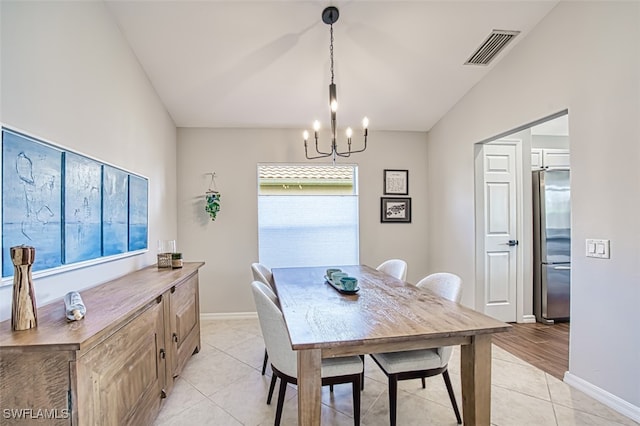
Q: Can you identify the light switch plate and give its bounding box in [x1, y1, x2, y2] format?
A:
[586, 239, 610, 259]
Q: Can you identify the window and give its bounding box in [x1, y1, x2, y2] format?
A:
[258, 164, 359, 268]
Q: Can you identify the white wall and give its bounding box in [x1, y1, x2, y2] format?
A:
[0, 1, 177, 320]
[176, 128, 429, 314]
[427, 1, 640, 413]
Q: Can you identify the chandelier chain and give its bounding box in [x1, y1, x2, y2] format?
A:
[329, 24, 334, 84]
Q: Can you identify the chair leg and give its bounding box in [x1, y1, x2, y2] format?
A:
[267, 374, 277, 404]
[421, 377, 426, 388]
[330, 384, 334, 392]
[352, 375, 361, 426]
[442, 370, 462, 424]
[274, 378, 288, 426]
[360, 355, 365, 390]
[262, 348, 269, 375]
[388, 374, 398, 426]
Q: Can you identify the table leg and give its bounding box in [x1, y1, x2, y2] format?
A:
[298, 349, 322, 425]
[460, 333, 492, 425]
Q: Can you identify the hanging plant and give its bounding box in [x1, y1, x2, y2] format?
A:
[205, 192, 221, 221]
[204, 172, 221, 221]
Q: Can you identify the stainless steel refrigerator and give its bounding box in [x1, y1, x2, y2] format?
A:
[532, 169, 571, 324]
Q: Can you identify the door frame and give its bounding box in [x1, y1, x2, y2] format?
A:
[473, 110, 568, 323]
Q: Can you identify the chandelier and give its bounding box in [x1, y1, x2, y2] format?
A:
[304, 6, 369, 163]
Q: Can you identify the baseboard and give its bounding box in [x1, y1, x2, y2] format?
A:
[521, 314, 536, 323]
[200, 312, 257, 320]
[564, 372, 640, 423]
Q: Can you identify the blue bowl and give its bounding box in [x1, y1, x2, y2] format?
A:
[340, 276, 358, 291]
[331, 272, 348, 283]
[326, 268, 341, 279]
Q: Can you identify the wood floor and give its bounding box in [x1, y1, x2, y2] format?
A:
[492, 321, 570, 380]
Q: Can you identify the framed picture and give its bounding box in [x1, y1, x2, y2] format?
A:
[381, 197, 411, 223]
[2, 130, 63, 276]
[64, 152, 103, 264]
[128, 174, 149, 251]
[1, 127, 149, 279]
[384, 169, 408, 195]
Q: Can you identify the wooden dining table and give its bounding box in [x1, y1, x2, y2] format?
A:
[271, 264, 511, 425]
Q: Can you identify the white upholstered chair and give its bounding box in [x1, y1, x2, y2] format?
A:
[251, 281, 363, 426]
[251, 262, 275, 375]
[370, 272, 463, 425]
[376, 259, 408, 281]
[251, 262, 274, 290]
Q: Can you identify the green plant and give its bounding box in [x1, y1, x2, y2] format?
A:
[205, 192, 221, 221]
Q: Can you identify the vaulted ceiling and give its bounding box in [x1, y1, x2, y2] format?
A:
[106, 1, 558, 132]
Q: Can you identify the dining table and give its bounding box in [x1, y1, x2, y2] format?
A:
[271, 264, 511, 425]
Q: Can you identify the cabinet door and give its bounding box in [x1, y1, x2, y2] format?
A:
[169, 274, 200, 381]
[0, 351, 72, 425]
[542, 149, 570, 168]
[531, 148, 543, 169]
[76, 298, 166, 426]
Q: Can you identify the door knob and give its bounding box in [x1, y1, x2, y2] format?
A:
[507, 240, 519, 246]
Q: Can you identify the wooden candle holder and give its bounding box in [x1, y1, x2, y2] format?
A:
[11, 245, 38, 331]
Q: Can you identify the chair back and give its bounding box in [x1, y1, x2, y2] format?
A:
[416, 272, 462, 364]
[251, 281, 297, 378]
[376, 259, 408, 281]
[416, 272, 462, 303]
[251, 262, 274, 290]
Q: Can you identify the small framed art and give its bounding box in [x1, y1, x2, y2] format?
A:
[383, 169, 408, 195]
[381, 197, 411, 223]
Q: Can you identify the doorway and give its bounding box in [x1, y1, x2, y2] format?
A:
[474, 111, 570, 324]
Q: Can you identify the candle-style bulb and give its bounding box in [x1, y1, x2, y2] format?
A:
[313, 120, 320, 132]
[362, 117, 369, 129]
[303, 130, 309, 141]
[346, 127, 353, 138]
[331, 100, 338, 112]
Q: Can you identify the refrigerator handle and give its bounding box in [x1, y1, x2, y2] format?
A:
[553, 265, 571, 270]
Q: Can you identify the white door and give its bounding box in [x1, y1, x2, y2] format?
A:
[481, 143, 519, 321]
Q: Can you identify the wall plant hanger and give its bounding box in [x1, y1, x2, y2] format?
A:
[205, 172, 221, 221]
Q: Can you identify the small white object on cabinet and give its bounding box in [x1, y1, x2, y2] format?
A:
[64, 291, 86, 321]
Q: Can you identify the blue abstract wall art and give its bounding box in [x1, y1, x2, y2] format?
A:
[2, 131, 63, 276]
[64, 152, 103, 264]
[1, 128, 149, 278]
[128, 174, 148, 251]
[103, 165, 129, 256]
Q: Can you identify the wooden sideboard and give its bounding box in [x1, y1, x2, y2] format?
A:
[0, 262, 204, 425]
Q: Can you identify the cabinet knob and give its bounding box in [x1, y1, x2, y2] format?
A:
[173, 333, 179, 343]
[170, 286, 176, 293]
[159, 348, 166, 359]
[156, 295, 163, 303]
[161, 389, 167, 399]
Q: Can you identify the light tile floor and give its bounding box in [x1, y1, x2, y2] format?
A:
[155, 318, 638, 425]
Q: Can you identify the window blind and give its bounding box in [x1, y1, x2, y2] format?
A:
[257, 164, 359, 268]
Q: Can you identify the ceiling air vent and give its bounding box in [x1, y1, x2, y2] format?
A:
[465, 30, 520, 66]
